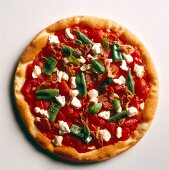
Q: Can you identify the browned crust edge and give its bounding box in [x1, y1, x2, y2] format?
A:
[14, 16, 159, 162]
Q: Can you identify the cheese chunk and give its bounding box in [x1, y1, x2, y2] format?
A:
[70, 76, 77, 88]
[140, 102, 144, 110]
[89, 97, 98, 104]
[77, 56, 86, 64]
[120, 60, 128, 71]
[34, 107, 49, 118]
[87, 54, 97, 60]
[58, 121, 70, 135]
[116, 127, 122, 138]
[57, 70, 69, 82]
[122, 53, 133, 63]
[98, 111, 110, 120]
[55, 95, 66, 107]
[92, 43, 101, 55]
[32, 65, 41, 78]
[71, 90, 79, 97]
[88, 89, 98, 98]
[71, 97, 82, 108]
[127, 107, 138, 117]
[48, 35, 60, 44]
[52, 136, 63, 146]
[65, 28, 74, 39]
[63, 57, 69, 64]
[134, 64, 144, 78]
[113, 76, 126, 85]
[99, 129, 111, 142]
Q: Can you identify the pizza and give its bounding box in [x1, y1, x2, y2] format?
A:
[14, 16, 159, 162]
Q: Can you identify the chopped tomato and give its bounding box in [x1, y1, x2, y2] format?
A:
[124, 115, 139, 132]
[120, 127, 130, 141]
[58, 81, 70, 96]
[88, 29, 103, 43]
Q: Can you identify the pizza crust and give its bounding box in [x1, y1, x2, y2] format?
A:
[14, 16, 159, 162]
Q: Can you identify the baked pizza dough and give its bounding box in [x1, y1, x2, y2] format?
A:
[14, 16, 159, 162]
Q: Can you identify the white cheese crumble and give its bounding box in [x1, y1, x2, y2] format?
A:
[77, 56, 86, 64]
[120, 60, 128, 71]
[116, 127, 122, 138]
[34, 107, 49, 118]
[134, 64, 144, 78]
[48, 35, 60, 44]
[87, 54, 97, 60]
[127, 107, 138, 117]
[89, 97, 98, 104]
[55, 95, 66, 107]
[122, 53, 133, 64]
[58, 121, 70, 135]
[88, 89, 98, 98]
[57, 70, 69, 82]
[105, 59, 114, 78]
[113, 75, 126, 85]
[113, 93, 119, 98]
[70, 76, 77, 88]
[32, 65, 41, 79]
[87, 146, 96, 151]
[99, 129, 111, 142]
[71, 90, 79, 97]
[71, 97, 82, 108]
[35, 117, 41, 122]
[140, 102, 144, 110]
[63, 57, 69, 64]
[52, 136, 63, 146]
[80, 64, 91, 71]
[92, 43, 101, 55]
[65, 28, 74, 39]
[98, 111, 110, 120]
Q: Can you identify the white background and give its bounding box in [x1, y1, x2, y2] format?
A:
[0, 0, 169, 169]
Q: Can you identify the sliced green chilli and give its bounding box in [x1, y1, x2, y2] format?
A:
[112, 99, 121, 111]
[68, 54, 80, 65]
[48, 101, 62, 122]
[62, 45, 82, 56]
[126, 69, 135, 94]
[88, 103, 102, 114]
[75, 73, 87, 97]
[70, 124, 84, 138]
[36, 88, 59, 100]
[74, 39, 83, 45]
[42, 57, 57, 76]
[91, 59, 106, 74]
[108, 111, 128, 122]
[98, 77, 113, 94]
[112, 44, 123, 62]
[74, 29, 94, 45]
[103, 38, 109, 50]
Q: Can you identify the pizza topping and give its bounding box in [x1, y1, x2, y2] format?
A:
[112, 44, 123, 62]
[48, 35, 60, 44]
[109, 111, 128, 122]
[134, 64, 144, 78]
[55, 95, 66, 107]
[32, 65, 41, 78]
[91, 59, 106, 74]
[65, 28, 75, 39]
[59, 120, 70, 135]
[42, 57, 57, 76]
[52, 135, 63, 146]
[140, 102, 144, 110]
[99, 129, 111, 142]
[36, 89, 59, 100]
[126, 69, 135, 94]
[120, 60, 128, 71]
[122, 53, 133, 63]
[127, 107, 138, 117]
[116, 127, 122, 138]
[91, 43, 101, 55]
[98, 111, 110, 120]
[74, 29, 94, 45]
[71, 97, 82, 108]
[22, 25, 151, 153]
[48, 101, 62, 122]
[88, 103, 102, 114]
[75, 73, 87, 97]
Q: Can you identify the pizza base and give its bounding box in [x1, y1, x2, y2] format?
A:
[14, 16, 159, 162]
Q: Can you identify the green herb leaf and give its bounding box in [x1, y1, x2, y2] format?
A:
[74, 29, 94, 45]
[108, 111, 128, 122]
[91, 59, 106, 74]
[103, 38, 109, 50]
[88, 103, 102, 114]
[98, 77, 113, 94]
[36, 88, 59, 100]
[42, 57, 57, 76]
[62, 45, 82, 56]
[75, 73, 87, 97]
[48, 101, 62, 122]
[112, 44, 123, 62]
[126, 68, 135, 94]
[68, 54, 80, 65]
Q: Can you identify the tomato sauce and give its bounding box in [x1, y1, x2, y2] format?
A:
[21, 25, 150, 153]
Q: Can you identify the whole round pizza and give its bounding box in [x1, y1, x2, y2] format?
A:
[14, 16, 159, 162]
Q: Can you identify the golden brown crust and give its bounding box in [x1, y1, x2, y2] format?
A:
[14, 16, 159, 162]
